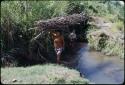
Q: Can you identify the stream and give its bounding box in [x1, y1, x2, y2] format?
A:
[65, 43, 124, 84]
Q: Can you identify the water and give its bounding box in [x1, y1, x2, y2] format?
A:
[70, 43, 124, 84]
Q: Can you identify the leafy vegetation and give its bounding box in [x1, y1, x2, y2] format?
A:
[1, 1, 124, 54]
[87, 23, 124, 58]
[1, 1, 68, 53]
[85, 1, 124, 59]
[1, 0, 124, 66]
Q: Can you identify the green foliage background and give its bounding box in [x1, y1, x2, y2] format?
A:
[1, 1, 124, 54]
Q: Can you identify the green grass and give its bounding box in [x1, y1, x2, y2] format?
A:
[103, 40, 124, 58]
[111, 20, 124, 32]
[103, 14, 118, 23]
[1, 64, 89, 84]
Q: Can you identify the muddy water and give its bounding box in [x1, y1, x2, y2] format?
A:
[69, 43, 124, 84]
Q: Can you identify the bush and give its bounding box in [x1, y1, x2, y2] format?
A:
[87, 28, 124, 58]
[1, 1, 124, 66]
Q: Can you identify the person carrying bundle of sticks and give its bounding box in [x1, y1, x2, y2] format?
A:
[51, 30, 64, 64]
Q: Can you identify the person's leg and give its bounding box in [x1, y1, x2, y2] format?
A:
[57, 54, 61, 64]
[56, 48, 62, 64]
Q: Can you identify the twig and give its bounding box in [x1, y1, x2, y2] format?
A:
[30, 33, 41, 42]
[37, 48, 48, 62]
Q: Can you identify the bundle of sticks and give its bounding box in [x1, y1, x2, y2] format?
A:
[35, 13, 89, 31]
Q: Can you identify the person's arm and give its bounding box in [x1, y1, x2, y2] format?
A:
[52, 33, 56, 40]
[52, 36, 54, 40]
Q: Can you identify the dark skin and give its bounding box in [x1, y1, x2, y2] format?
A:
[51, 32, 64, 64]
